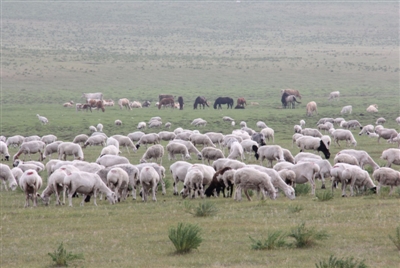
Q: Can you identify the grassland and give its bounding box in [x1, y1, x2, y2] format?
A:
[1, 1, 399, 267]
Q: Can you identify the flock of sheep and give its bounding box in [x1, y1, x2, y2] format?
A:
[1, 90, 400, 207]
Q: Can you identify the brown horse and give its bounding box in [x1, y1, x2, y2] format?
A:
[158, 97, 175, 109]
[95, 100, 105, 112]
[194, 96, 209, 109]
[236, 97, 246, 108]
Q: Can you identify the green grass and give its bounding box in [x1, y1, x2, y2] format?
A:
[48, 241, 84, 267]
[168, 222, 203, 254]
[315, 255, 368, 268]
[288, 222, 329, 248]
[1, 2, 400, 267]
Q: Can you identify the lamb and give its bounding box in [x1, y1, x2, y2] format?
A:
[139, 166, 160, 202]
[227, 140, 245, 161]
[115, 119, 122, 126]
[128, 131, 145, 142]
[334, 153, 359, 166]
[301, 128, 323, 138]
[359, 124, 374, 136]
[100, 145, 121, 156]
[205, 132, 225, 148]
[83, 135, 106, 148]
[340, 105, 352, 114]
[256, 121, 268, 129]
[260, 127, 275, 142]
[372, 127, 398, 143]
[375, 117, 386, 125]
[41, 134, 57, 144]
[137, 122, 147, 130]
[136, 133, 160, 149]
[343, 120, 362, 130]
[6, 135, 24, 148]
[332, 129, 357, 147]
[36, 114, 49, 125]
[380, 148, 400, 167]
[277, 169, 297, 187]
[212, 158, 246, 171]
[373, 168, 400, 195]
[13, 140, 46, 161]
[240, 140, 259, 160]
[106, 137, 119, 148]
[201, 147, 224, 164]
[254, 145, 285, 167]
[89, 126, 97, 132]
[189, 133, 216, 148]
[366, 104, 378, 113]
[140, 144, 164, 165]
[300, 119, 306, 127]
[158, 131, 176, 141]
[338, 149, 380, 171]
[166, 142, 191, 161]
[274, 162, 320, 195]
[165, 122, 172, 129]
[295, 136, 331, 159]
[240, 121, 247, 128]
[72, 134, 89, 145]
[58, 142, 84, 160]
[0, 141, 10, 161]
[42, 141, 63, 160]
[233, 168, 276, 201]
[63, 171, 115, 206]
[96, 155, 130, 168]
[341, 166, 376, 196]
[181, 166, 205, 199]
[107, 167, 129, 202]
[334, 117, 345, 126]
[306, 101, 318, 116]
[19, 169, 43, 207]
[328, 91, 340, 101]
[294, 125, 302, 133]
[148, 120, 162, 128]
[296, 158, 333, 189]
[170, 139, 202, 160]
[11, 167, 23, 186]
[0, 164, 18, 191]
[170, 161, 193, 195]
[111, 135, 137, 154]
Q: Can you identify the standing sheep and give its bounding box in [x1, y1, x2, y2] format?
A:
[233, 168, 276, 201]
[380, 148, 400, 167]
[139, 166, 160, 202]
[295, 136, 331, 159]
[166, 142, 191, 161]
[107, 167, 129, 202]
[13, 141, 46, 161]
[58, 142, 84, 161]
[111, 135, 137, 154]
[254, 145, 285, 167]
[43, 141, 63, 160]
[306, 101, 318, 117]
[181, 166, 205, 199]
[0, 141, 10, 161]
[373, 168, 400, 195]
[19, 169, 42, 207]
[0, 164, 18, 191]
[140, 144, 164, 165]
[328, 91, 340, 101]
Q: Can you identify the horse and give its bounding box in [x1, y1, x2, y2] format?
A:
[94, 100, 105, 112]
[281, 89, 302, 99]
[213, 97, 234, 109]
[193, 96, 209, 109]
[177, 96, 184, 110]
[236, 97, 246, 108]
[282, 93, 301, 109]
[82, 92, 103, 101]
[158, 97, 175, 109]
[159, 94, 174, 102]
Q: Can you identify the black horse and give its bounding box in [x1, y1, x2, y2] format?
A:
[178, 96, 184, 110]
[213, 97, 234, 109]
[193, 96, 209, 109]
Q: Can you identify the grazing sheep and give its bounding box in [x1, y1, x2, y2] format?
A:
[6, 135, 24, 148]
[13, 160, 44, 173]
[201, 147, 224, 164]
[375, 117, 386, 125]
[328, 91, 340, 101]
[58, 142, 84, 160]
[148, 120, 162, 128]
[340, 105, 352, 114]
[334, 117, 345, 126]
[189, 133, 216, 148]
[0, 141, 10, 161]
[373, 168, 400, 195]
[51, 160, 104, 177]
[11, 167, 23, 186]
[107, 167, 129, 202]
[158, 131, 176, 141]
[380, 148, 400, 167]
[19, 169, 43, 207]
[316, 118, 334, 125]
[43, 141, 63, 160]
[170, 161, 192, 195]
[331, 163, 366, 194]
[136, 133, 160, 149]
[334, 153, 359, 166]
[366, 104, 378, 113]
[292, 133, 304, 148]
[96, 123, 104, 132]
[341, 166, 376, 196]
[106, 137, 119, 148]
[294, 152, 322, 163]
[372, 127, 398, 143]
[317, 122, 334, 133]
[295, 136, 331, 159]
[306, 101, 317, 117]
[301, 128, 323, 138]
[227, 140, 245, 161]
[111, 135, 137, 154]
[204, 167, 233, 198]
[89, 126, 97, 133]
[24, 135, 41, 143]
[251, 132, 266, 146]
[343, 120, 362, 130]
[166, 142, 191, 161]
[128, 131, 145, 142]
[0, 164, 18, 191]
[359, 125, 374, 136]
[338, 149, 380, 171]
[254, 145, 285, 167]
[103, 99, 114, 106]
[233, 168, 276, 201]
[72, 134, 89, 145]
[63, 171, 115, 206]
[297, 158, 332, 189]
[222, 116, 234, 122]
[164, 122, 172, 129]
[140, 144, 164, 165]
[137, 122, 147, 130]
[96, 155, 129, 168]
[115, 119, 122, 126]
[205, 132, 224, 148]
[169, 140, 202, 160]
[294, 125, 302, 133]
[212, 158, 246, 171]
[332, 129, 357, 147]
[36, 114, 49, 125]
[83, 135, 106, 148]
[139, 166, 160, 202]
[181, 166, 205, 199]
[118, 98, 131, 110]
[260, 127, 275, 142]
[396, 116, 400, 125]
[13, 141, 46, 161]
[100, 145, 121, 156]
[240, 140, 258, 160]
[300, 119, 306, 127]
[41, 134, 57, 144]
[175, 131, 193, 141]
[130, 101, 142, 108]
[232, 129, 251, 140]
[256, 121, 268, 129]
[282, 149, 295, 164]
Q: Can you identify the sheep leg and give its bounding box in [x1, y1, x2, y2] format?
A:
[24, 192, 30, 208]
[341, 180, 347, 197]
[126, 145, 130, 155]
[152, 184, 157, 202]
[2, 180, 8, 191]
[244, 189, 252, 201]
[389, 186, 394, 196]
[80, 195, 86, 206]
[93, 191, 98, 206]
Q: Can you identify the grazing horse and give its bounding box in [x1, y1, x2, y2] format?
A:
[193, 96, 209, 109]
[177, 96, 184, 110]
[281, 89, 302, 99]
[158, 97, 175, 109]
[213, 97, 234, 109]
[236, 97, 246, 108]
[159, 94, 174, 102]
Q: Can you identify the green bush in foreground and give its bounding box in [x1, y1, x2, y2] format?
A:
[315, 254, 368, 268]
[168, 222, 202, 254]
[288, 222, 329, 248]
[249, 231, 288, 250]
[294, 184, 311, 196]
[184, 200, 218, 217]
[48, 242, 84, 267]
[315, 191, 334, 202]
[388, 226, 400, 251]
[287, 204, 303, 213]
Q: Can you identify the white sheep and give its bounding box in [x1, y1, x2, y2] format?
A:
[170, 161, 193, 195]
[127, 131, 145, 142]
[316, 118, 334, 125]
[19, 169, 43, 207]
[106, 137, 119, 148]
[341, 166, 376, 196]
[282, 149, 295, 164]
[11, 167, 23, 186]
[212, 158, 246, 171]
[222, 116, 234, 122]
[294, 125, 302, 133]
[191, 118, 204, 125]
[240, 139, 258, 160]
[189, 133, 216, 148]
[373, 167, 400, 195]
[115, 119, 122, 126]
[181, 166, 205, 199]
[89, 126, 97, 132]
[58, 142, 84, 160]
[358, 124, 374, 136]
[340, 105, 352, 114]
[306, 101, 318, 116]
[136, 133, 160, 149]
[42, 141, 63, 160]
[334, 153, 359, 166]
[334, 117, 345, 126]
[24, 135, 41, 143]
[380, 148, 400, 167]
[260, 127, 275, 142]
[175, 131, 193, 141]
[328, 91, 340, 101]
[300, 119, 306, 127]
[292, 133, 304, 148]
[241, 127, 255, 136]
[375, 117, 386, 125]
[13, 140, 46, 161]
[111, 135, 137, 154]
[158, 131, 176, 141]
[317, 122, 334, 133]
[0, 141, 11, 161]
[100, 145, 121, 156]
[295, 136, 331, 159]
[300, 128, 323, 138]
[256, 121, 268, 129]
[332, 129, 357, 147]
[139, 166, 159, 202]
[96, 155, 129, 168]
[177, 164, 216, 195]
[148, 120, 162, 128]
[13, 160, 44, 172]
[227, 140, 245, 161]
[254, 145, 285, 167]
[396, 116, 400, 125]
[63, 171, 115, 206]
[233, 168, 276, 201]
[41, 134, 57, 144]
[342, 120, 362, 130]
[166, 142, 191, 161]
[72, 134, 89, 145]
[240, 121, 247, 128]
[6, 135, 24, 148]
[366, 104, 378, 113]
[0, 164, 18, 191]
[297, 158, 333, 189]
[36, 114, 49, 125]
[205, 132, 224, 148]
[140, 144, 164, 165]
[137, 122, 147, 130]
[135, 163, 166, 196]
[294, 152, 322, 163]
[372, 127, 398, 143]
[338, 149, 380, 171]
[107, 167, 129, 202]
[83, 135, 106, 148]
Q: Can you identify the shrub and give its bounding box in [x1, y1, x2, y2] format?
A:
[168, 222, 202, 254]
[294, 184, 311, 196]
[315, 191, 334, 202]
[287, 204, 303, 213]
[184, 200, 218, 217]
[388, 226, 400, 251]
[315, 254, 368, 268]
[249, 231, 287, 250]
[288, 222, 329, 248]
[48, 242, 84, 267]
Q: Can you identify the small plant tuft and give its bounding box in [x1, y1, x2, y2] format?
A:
[184, 200, 218, 217]
[294, 184, 311, 196]
[168, 222, 202, 254]
[288, 222, 329, 248]
[287, 204, 303, 213]
[388, 226, 400, 251]
[315, 191, 334, 201]
[249, 231, 288, 250]
[315, 254, 368, 268]
[48, 242, 84, 267]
